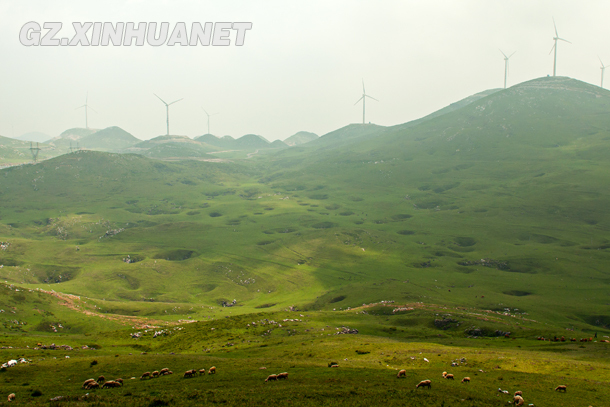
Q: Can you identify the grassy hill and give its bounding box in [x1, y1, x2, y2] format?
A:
[79, 126, 141, 151]
[284, 131, 319, 146]
[0, 135, 59, 165]
[1, 76, 610, 405]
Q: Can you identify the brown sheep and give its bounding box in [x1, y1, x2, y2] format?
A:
[115, 378, 123, 385]
[159, 368, 169, 375]
[555, 385, 567, 392]
[151, 370, 160, 378]
[184, 369, 196, 378]
[82, 378, 96, 388]
[265, 374, 278, 382]
[397, 369, 407, 378]
[330, 364, 339, 368]
[514, 391, 522, 396]
[513, 395, 524, 406]
[277, 372, 289, 380]
[199, 369, 207, 375]
[442, 371, 447, 378]
[461, 377, 470, 383]
[102, 380, 122, 388]
[208, 366, 216, 375]
[85, 381, 100, 390]
[8, 393, 16, 402]
[97, 375, 106, 383]
[444, 373, 454, 380]
[140, 372, 151, 380]
[416, 380, 432, 389]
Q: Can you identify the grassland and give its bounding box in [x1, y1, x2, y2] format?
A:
[0, 76, 609, 405]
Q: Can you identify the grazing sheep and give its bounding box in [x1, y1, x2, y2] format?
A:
[514, 391, 522, 396]
[82, 378, 96, 389]
[265, 374, 278, 382]
[208, 366, 216, 375]
[444, 374, 454, 380]
[97, 375, 105, 383]
[277, 372, 289, 380]
[513, 395, 524, 406]
[330, 364, 339, 368]
[461, 377, 470, 383]
[102, 380, 122, 388]
[397, 369, 407, 378]
[151, 370, 160, 378]
[416, 380, 431, 389]
[140, 372, 151, 380]
[8, 393, 16, 402]
[555, 385, 567, 392]
[85, 381, 100, 390]
[442, 371, 447, 378]
[184, 369, 196, 378]
[199, 369, 206, 375]
[115, 378, 123, 385]
[159, 368, 169, 375]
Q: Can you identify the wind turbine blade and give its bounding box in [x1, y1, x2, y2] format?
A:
[553, 17, 558, 37]
[154, 93, 168, 105]
[354, 96, 364, 105]
[499, 49, 508, 58]
[365, 95, 379, 102]
[168, 98, 183, 105]
[362, 79, 365, 93]
[508, 51, 516, 58]
[599, 56, 604, 67]
[75, 105, 86, 110]
[202, 108, 209, 116]
[557, 38, 571, 44]
[89, 106, 97, 113]
[549, 43, 555, 55]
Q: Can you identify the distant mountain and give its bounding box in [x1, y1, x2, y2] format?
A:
[127, 135, 219, 159]
[53, 127, 97, 141]
[269, 139, 289, 149]
[235, 134, 270, 149]
[79, 126, 141, 151]
[284, 131, 319, 146]
[16, 131, 51, 143]
[194, 134, 236, 149]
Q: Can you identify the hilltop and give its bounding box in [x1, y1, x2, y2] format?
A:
[15, 131, 51, 143]
[78, 126, 141, 151]
[284, 131, 319, 146]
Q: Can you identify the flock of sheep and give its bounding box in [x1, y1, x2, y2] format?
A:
[2, 362, 578, 403]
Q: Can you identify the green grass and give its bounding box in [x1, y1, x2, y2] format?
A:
[1, 75, 610, 405]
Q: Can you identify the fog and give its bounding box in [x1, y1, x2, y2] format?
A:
[0, 0, 608, 141]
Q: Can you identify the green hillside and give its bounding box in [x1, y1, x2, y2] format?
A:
[79, 126, 141, 151]
[0, 135, 58, 165]
[1, 76, 610, 406]
[284, 131, 319, 146]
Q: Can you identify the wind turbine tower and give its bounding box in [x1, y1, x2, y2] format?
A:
[550, 18, 571, 77]
[75, 92, 96, 129]
[599, 57, 609, 88]
[154, 94, 183, 136]
[354, 80, 378, 124]
[202, 108, 219, 135]
[500, 50, 515, 89]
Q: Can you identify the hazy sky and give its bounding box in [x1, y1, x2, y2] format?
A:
[1, 0, 609, 141]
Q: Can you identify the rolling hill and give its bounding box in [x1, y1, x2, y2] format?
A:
[1, 77, 609, 338]
[79, 126, 141, 151]
[284, 131, 319, 146]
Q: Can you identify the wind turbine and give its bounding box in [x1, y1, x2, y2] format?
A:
[201, 108, 219, 135]
[500, 50, 516, 89]
[599, 57, 609, 88]
[354, 80, 378, 124]
[154, 94, 183, 136]
[549, 18, 571, 77]
[75, 92, 96, 129]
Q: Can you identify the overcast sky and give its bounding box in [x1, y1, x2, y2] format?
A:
[1, 0, 608, 141]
